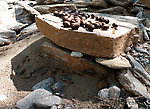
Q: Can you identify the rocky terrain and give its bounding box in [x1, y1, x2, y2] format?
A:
[0, 0, 150, 109]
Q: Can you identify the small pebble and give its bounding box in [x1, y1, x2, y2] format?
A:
[70, 51, 83, 57]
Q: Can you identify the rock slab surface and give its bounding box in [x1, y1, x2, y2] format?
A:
[36, 13, 137, 58]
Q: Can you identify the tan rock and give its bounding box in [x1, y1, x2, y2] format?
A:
[35, 13, 138, 58]
[96, 56, 131, 69]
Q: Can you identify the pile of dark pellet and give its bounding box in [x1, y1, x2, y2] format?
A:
[53, 11, 118, 32]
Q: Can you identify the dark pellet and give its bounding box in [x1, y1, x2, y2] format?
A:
[71, 22, 80, 30]
[87, 23, 95, 31]
[63, 21, 71, 27]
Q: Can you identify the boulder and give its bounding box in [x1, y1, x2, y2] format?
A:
[16, 89, 62, 109]
[118, 69, 150, 100]
[96, 56, 131, 69]
[0, 29, 16, 46]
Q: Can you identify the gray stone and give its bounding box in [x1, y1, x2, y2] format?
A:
[136, 11, 143, 18]
[15, 5, 34, 24]
[90, 0, 109, 9]
[128, 6, 141, 14]
[51, 82, 65, 91]
[16, 89, 62, 109]
[16, 1, 40, 16]
[96, 56, 131, 69]
[148, 32, 150, 37]
[126, 97, 138, 109]
[143, 18, 150, 28]
[118, 69, 150, 100]
[32, 77, 54, 90]
[17, 23, 39, 41]
[105, 0, 133, 7]
[133, 34, 140, 44]
[0, 29, 16, 45]
[44, 87, 54, 93]
[108, 86, 120, 98]
[70, 51, 83, 58]
[94, 6, 128, 15]
[20, 23, 38, 34]
[97, 88, 109, 99]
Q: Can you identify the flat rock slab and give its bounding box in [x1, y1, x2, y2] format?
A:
[36, 13, 138, 58]
[39, 40, 112, 78]
[96, 56, 131, 69]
